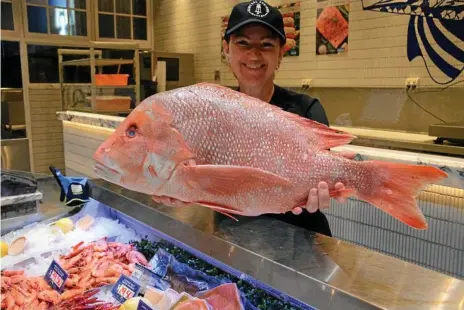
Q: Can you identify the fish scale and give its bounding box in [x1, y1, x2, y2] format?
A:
[93, 82, 448, 229]
[158, 85, 312, 182]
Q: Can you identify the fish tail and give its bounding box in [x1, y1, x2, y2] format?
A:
[355, 161, 448, 229]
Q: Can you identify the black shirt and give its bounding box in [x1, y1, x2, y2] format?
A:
[266, 85, 332, 237]
[270, 84, 329, 126]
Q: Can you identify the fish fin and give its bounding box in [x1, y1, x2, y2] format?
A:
[329, 188, 356, 199]
[313, 129, 355, 149]
[195, 202, 241, 221]
[152, 195, 192, 208]
[182, 165, 291, 196]
[358, 161, 447, 229]
[196, 83, 354, 149]
[276, 110, 356, 149]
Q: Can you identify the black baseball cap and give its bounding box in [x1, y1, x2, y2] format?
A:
[224, 1, 286, 44]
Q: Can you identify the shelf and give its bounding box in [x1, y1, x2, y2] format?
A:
[60, 84, 135, 89]
[66, 107, 133, 115]
[61, 58, 134, 66]
[94, 85, 136, 89]
[58, 43, 141, 110]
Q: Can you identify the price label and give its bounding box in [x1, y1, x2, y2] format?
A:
[44, 260, 68, 293]
[131, 263, 169, 294]
[137, 299, 154, 310]
[111, 274, 141, 304]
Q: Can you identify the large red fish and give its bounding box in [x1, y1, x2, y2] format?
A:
[93, 83, 447, 229]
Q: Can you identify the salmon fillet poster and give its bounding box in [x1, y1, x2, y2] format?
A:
[316, 2, 350, 55]
[221, 2, 301, 62]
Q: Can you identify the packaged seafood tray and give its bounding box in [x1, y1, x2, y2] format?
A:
[1, 199, 314, 310]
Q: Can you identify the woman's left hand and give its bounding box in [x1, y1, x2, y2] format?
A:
[291, 182, 347, 215]
[291, 151, 356, 215]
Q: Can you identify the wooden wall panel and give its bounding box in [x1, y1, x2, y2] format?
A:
[62, 122, 114, 178]
[28, 87, 65, 174]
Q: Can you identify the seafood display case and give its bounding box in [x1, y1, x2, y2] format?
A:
[1, 171, 463, 310]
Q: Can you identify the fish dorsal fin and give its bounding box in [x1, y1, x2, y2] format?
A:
[275, 109, 356, 149]
[232, 87, 356, 149]
[193, 83, 356, 149]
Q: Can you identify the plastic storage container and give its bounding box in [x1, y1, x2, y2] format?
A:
[95, 74, 129, 86]
[87, 96, 131, 111]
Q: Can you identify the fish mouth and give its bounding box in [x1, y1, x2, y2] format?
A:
[93, 162, 122, 183]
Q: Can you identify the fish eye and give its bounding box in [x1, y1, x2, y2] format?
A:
[126, 125, 138, 138]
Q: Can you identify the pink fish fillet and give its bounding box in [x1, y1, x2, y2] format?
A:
[93, 82, 448, 229]
[196, 283, 245, 310]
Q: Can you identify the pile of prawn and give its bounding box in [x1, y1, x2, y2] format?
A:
[1, 238, 149, 309]
[60, 237, 149, 290]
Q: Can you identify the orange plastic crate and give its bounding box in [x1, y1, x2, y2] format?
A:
[95, 74, 129, 86]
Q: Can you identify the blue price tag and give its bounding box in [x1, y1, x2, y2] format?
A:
[44, 260, 68, 293]
[111, 274, 141, 304]
[131, 263, 169, 293]
[137, 299, 154, 310]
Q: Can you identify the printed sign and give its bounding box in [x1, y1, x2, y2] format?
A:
[111, 274, 141, 304]
[44, 260, 69, 293]
[131, 263, 169, 293]
[70, 184, 83, 195]
[276, 2, 301, 57]
[316, 4, 350, 55]
[137, 299, 154, 310]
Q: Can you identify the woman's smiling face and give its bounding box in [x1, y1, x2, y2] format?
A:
[223, 24, 284, 88]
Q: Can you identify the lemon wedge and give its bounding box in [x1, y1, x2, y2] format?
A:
[0, 241, 8, 257]
[54, 218, 74, 234]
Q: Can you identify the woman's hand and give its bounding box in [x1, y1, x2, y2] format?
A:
[291, 151, 356, 215]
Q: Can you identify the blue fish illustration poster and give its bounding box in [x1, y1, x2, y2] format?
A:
[361, 0, 464, 84]
[316, 4, 350, 55]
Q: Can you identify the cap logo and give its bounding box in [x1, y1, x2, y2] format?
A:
[247, 0, 270, 18]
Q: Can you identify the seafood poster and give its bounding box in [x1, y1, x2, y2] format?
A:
[220, 2, 301, 62]
[220, 15, 229, 62]
[276, 2, 301, 57]
[316, 4, 350, 55]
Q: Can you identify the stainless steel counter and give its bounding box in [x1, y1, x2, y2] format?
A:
[89, 179, 464, 310]
[1, 171, 73, 235]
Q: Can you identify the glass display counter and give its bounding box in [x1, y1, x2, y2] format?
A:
[1, 171, 462, 309]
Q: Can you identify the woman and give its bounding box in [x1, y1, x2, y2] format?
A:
[222, 0, 352, 236]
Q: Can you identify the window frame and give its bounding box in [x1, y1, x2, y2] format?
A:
[21, 0, 92, 45]
[94, 0, 152, 49]
[25, 40, 153, 84]
[1, 0, 22, 40]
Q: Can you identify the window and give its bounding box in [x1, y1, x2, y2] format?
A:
[27, 45, 139, 84]
[1, 41, 22, 88]
[27, 44, 92, 83]
[98, 0, 147, 41]
[26, 0, 87, 36]
[1, 1, 14, 31]
[158, 57, 179, 82]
